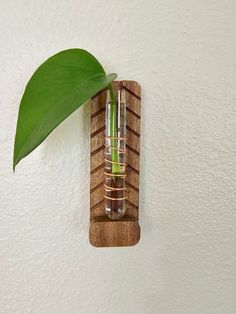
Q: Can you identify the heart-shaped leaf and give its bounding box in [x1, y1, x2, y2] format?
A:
[13, 49, 117, 170]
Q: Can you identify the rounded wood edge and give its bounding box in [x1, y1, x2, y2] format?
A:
[89, 217, 140, 248]
[121, 80, 141, 89]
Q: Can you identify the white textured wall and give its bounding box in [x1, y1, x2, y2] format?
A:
[1, 1, 236, 313]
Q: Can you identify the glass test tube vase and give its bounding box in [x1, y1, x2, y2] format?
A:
[104, 89, 127, 220]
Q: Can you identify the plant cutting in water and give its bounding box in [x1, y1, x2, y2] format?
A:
[13, 48, 127, 220]
[13, 49, 120, 172]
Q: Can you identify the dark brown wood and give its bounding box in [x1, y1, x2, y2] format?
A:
[90, 216, 140, 247]
[89, 81, 141, 247]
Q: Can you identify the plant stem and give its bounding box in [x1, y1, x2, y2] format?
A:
[108, 84, 120, 174]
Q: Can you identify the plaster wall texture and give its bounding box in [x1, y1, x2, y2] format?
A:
[0, 1, 236, 313]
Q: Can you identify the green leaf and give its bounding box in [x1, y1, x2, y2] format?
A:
[13, 49, 117, 170]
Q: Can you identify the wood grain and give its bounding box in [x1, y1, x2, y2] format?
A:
[89, 81, 141, 247]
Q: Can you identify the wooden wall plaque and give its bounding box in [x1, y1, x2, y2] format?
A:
[89, 81, 141, 247]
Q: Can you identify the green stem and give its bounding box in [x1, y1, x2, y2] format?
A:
[108, 84, 120, 174]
